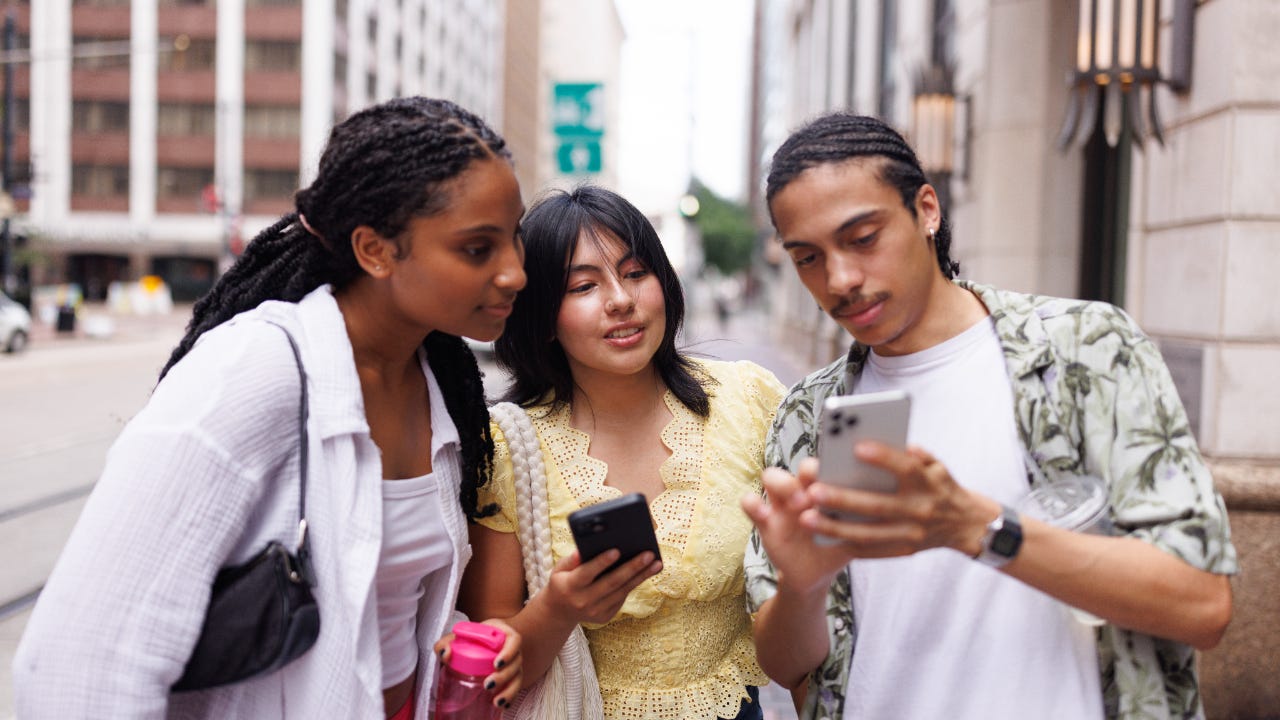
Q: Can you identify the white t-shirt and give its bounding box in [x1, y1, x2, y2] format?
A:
[842, 318, 1102, 720]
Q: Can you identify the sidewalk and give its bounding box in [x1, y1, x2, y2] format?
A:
[683, 301, 809, 388]
[24, 302, 193, 352]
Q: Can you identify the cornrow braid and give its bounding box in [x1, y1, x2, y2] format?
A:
[766, 113, 960, 279]
[160, 96, 508, 520]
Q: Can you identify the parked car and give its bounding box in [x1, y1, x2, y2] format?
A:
[0, 290, 32, 353]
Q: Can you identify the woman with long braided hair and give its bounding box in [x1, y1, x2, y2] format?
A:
[15, 97, 526, 719]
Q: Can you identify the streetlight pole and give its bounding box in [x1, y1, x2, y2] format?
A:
[1, 10, 14, 294]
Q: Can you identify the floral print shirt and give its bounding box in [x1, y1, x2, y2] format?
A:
[744, 281, 1237, 720]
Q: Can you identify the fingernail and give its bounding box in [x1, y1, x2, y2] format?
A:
[497, 698, 508, 708]
[438, 648, 446, 660]
[485, 679, 496, 690]
[496, 659, 506, 669]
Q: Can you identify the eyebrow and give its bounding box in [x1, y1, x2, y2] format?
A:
[453, 223, 507, 236]
[567, 250, 638, 275]
[780, 209, 882, 249]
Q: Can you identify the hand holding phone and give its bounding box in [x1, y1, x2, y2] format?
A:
[568, 493, 662, 577]
[815, 390, 912, 528]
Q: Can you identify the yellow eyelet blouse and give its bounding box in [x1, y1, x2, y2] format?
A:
[478, 359, 785, 720]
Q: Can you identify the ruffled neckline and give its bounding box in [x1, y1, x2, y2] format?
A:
[532, 393, 705, 564]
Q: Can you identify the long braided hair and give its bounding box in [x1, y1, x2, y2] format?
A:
[160, 96, 507, 519]
[765, 113, 960, 279]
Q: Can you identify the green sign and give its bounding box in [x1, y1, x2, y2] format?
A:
[553, 82, 603, 174]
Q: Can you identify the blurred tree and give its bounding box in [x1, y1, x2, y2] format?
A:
[686, 178, 755, 276]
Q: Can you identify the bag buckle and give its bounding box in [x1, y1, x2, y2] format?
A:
[290, 519, 316, 587]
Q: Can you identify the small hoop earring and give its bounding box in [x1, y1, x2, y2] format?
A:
[928, 228, 937, 241]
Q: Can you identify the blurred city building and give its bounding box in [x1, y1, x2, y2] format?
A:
[7, 0, 502, 303]
[499, 0, 622, 198]
[748, 1, 1279, 714]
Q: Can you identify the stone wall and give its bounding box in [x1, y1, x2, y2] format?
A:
[1199, 462, 1280, 719]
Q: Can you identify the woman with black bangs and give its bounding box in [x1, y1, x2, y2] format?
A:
[458, 185, 786, 720]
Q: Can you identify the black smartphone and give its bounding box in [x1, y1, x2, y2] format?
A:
[568, 492, 662, 577]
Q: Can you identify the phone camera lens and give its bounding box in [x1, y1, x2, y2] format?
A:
[846, 415, 859, 427]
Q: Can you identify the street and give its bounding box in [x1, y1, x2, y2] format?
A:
[0, 300, 803, 719]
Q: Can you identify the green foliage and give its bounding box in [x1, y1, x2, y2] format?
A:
[688, 179, 756, 276]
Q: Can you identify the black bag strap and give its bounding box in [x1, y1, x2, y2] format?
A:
[265, 320, 315, 586]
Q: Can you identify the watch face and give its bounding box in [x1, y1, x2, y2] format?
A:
[990, 529, 1021, 557]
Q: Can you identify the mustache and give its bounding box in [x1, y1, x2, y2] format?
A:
[828, 291, 891, 318]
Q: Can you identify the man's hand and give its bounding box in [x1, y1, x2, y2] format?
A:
[741, 458, 861, 595]
[798, 442, 997, 559]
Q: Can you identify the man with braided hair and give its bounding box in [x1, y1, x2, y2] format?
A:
[16, 97, 526, 718]
[740, 113, 1236, 719]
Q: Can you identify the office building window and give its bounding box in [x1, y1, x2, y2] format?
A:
[157, 167, 213, 200]
[72, 165, 130, 197]
[244, 169, 297, 202]
[13, 100, 30, 132]
[244, 105, 300, 139]
[71, 35, 131, 70]
[72, 101, 130, 133]
[245, 40, 301, 72]
[157, 103, 216, 136]
[160, 36, 216, 71]
[334, 54, 348, 86]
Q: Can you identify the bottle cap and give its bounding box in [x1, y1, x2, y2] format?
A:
[445, 621, 506, 677]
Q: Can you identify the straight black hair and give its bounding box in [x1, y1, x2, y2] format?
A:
[496, 185, 713, 416]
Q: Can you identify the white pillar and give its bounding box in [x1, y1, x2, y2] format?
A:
[216, 0, 244, 216]
[130, 0, 157, 226]
[29, 0, 71, 225]
[300, 0, 335, 187]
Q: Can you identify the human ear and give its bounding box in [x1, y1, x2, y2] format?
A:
[915, 184, 942, 235]
[350, 225, 395, 278]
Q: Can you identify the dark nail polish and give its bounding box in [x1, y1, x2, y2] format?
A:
[497, 698, 508, 708]
[485, 679, 496, 690]
[496, 659, 506, 669]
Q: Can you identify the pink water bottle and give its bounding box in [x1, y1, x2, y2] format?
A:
[433, 621, 505, 720]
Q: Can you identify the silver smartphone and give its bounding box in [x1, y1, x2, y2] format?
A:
[815, 389, 912, 527]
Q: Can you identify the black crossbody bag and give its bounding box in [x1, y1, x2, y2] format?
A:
[172, 322, 320, 692]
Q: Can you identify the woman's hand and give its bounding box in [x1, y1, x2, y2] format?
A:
[433, 619, 524, 710]
[539, 548, 662, 625]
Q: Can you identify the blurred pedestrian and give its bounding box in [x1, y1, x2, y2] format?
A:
[741, 112, 1236, 719]
[14, 97, 526, 718]
[459, 186, 785, 719]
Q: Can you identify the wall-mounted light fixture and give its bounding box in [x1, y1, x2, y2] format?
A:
[912, 64, 969, 212]
[1057, 0, 1196, 149]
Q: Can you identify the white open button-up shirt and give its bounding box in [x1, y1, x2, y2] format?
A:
[14, 286, 472, 719]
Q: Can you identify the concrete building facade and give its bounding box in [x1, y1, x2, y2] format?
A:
[11, 0, 502, 302]
[749, 0, 1279, 715]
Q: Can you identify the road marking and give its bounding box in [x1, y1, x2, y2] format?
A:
[0, 483, 94, 524]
